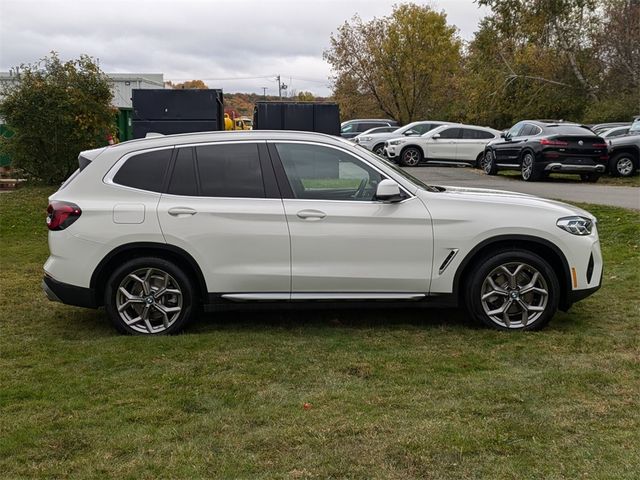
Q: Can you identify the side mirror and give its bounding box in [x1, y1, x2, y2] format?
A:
[432, 133, 440, 139]
[375, 179, 403, 203]
[500, 130, 509, 139]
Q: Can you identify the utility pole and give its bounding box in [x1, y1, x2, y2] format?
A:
[277, 75, 282, 99]
[261, 87, 267, 100]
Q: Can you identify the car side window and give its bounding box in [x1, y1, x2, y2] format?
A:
[275, 143, 384, 201]
[508, 122, 525, 137]
[167, 147, 197, 196]
[195, 143, 265, 198]
[438, 128, 462, 139]
[113, 149, 172, 193]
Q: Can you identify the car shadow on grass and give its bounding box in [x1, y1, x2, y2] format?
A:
[190, 307, 475, 333]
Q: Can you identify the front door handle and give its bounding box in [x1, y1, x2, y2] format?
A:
[296, 209, 326, 220]
[168, 207, 197, 217]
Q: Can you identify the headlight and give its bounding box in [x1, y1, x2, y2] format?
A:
[361, 136, 372, 141]
[389, 139, 403, 146]
[556, 216, 593, 235]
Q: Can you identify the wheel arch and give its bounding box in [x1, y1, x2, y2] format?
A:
[611, 146, 639, 165]
[452, 234, 573, 311]
[90, 242, 208, 307]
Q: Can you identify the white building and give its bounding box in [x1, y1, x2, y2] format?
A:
[0, 71, 166, 109]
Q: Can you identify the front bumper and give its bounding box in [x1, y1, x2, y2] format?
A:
[42, 274, 98, 309]
[384, 145, 400, 159]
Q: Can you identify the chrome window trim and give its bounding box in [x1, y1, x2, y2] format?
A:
[103, 145, 174, 196]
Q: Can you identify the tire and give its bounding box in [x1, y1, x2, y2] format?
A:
[373, 144, 385, 156]
[609, 152, 637, 177]
[104, 257, 196, 335]
[464, 249, 559, 331]
[521, 152, 541, 181]
[580, 173, 601, 183]
[483, 149, 498, 175]
[475, 152, 484, 169]
[400, 147, 422, 167]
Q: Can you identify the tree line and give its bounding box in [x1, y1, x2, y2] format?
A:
[325, 0, 640, 128]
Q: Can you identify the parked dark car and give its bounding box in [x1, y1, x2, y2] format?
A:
[340, 119, 399, 139]
[482, 121, 608, 182]
[607, 133, 640, 177]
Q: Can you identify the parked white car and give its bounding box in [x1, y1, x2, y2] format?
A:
[43, 131, 602, 335]
[355, 121, 451, 155]
[384, 124, 501, 167]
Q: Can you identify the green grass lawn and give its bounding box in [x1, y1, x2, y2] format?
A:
[1, 187, 639, 479]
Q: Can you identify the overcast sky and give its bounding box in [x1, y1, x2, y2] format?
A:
[0, 0, 488, 96]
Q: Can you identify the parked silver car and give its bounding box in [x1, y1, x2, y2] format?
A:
[355, 121, 452, 155]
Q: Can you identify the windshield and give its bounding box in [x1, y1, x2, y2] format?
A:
[355, 144, 440, 192]
[630, 118, 640, 133]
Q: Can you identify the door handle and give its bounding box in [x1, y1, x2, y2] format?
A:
[296, 209, 326, 220]
[168, 207, 197, 217]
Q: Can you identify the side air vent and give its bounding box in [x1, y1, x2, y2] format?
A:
[439, 249, 459, 274]
[586, 253, 594, 283]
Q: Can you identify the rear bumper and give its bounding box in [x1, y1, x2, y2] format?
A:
[42, 274, 98, 309]
[544, 162, 606, 173]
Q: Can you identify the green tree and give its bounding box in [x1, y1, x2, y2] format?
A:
[324, 3, 462, 124]
[0, 53, 114, 184]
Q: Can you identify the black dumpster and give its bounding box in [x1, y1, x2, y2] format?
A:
[253, 102, 340, 135]
[132, 89, 224, 138]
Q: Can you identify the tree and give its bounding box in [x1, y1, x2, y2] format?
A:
[0, 53, 114, 184]
[324, 3, 462, 124]
[169, 79, 209, 89]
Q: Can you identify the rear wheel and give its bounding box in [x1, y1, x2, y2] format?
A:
[580, 173, 601, 183]
[400, 147, 422, 167]
[482, 150, 498, 175]
[521, 152, 541, 181]
[465, 250, 559, 331]
[104, 257, 196, 335]
[609, 152, 637, 177]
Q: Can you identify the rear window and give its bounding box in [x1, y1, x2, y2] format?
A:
[195, 143, 264, 198]
[546, 125, 594, 135]
[113, 149, 172, 192]
[462, 128, 495, 139]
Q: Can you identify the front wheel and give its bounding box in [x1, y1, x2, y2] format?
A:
[373, 144, 385, 156]
[483, 150, 498, 175]
[104, 257, 196, 335]
[400, 147, 422, 167]
[464, 250, 559, 331]
[609, 152, 637, 177]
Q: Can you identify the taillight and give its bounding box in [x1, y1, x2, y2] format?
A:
[46, 201, 82, 231]
[540, 138, 568, 146]
[592, 143, 608, 148]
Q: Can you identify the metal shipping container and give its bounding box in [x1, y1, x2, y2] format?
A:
[253, 102, 340, 135]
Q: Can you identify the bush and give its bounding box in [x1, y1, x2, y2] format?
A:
[0, 53, 114, 184]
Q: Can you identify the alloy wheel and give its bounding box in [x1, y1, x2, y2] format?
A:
[374, 145, 384, 156]
[521, 154, 533, 180]
[480, 262, 549, 329]
[483, 151, 493, 173]
[403, 149, 420, 166]
[616, 156, 634, 176]
[115, 268, 183, 334]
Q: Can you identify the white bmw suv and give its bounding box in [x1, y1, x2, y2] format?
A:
[43, 131, 602, 334]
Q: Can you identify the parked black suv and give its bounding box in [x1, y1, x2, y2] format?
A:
[482, 121, 608, 182]
[608, 132, 639, 177]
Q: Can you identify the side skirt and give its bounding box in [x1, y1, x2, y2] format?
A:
[204, 293, 458, 312]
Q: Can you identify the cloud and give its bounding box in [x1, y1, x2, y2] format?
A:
[0, 0, 488, 95]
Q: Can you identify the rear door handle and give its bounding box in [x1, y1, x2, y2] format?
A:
[168, 207, 197, 217]
[296, 209, 326, 220]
